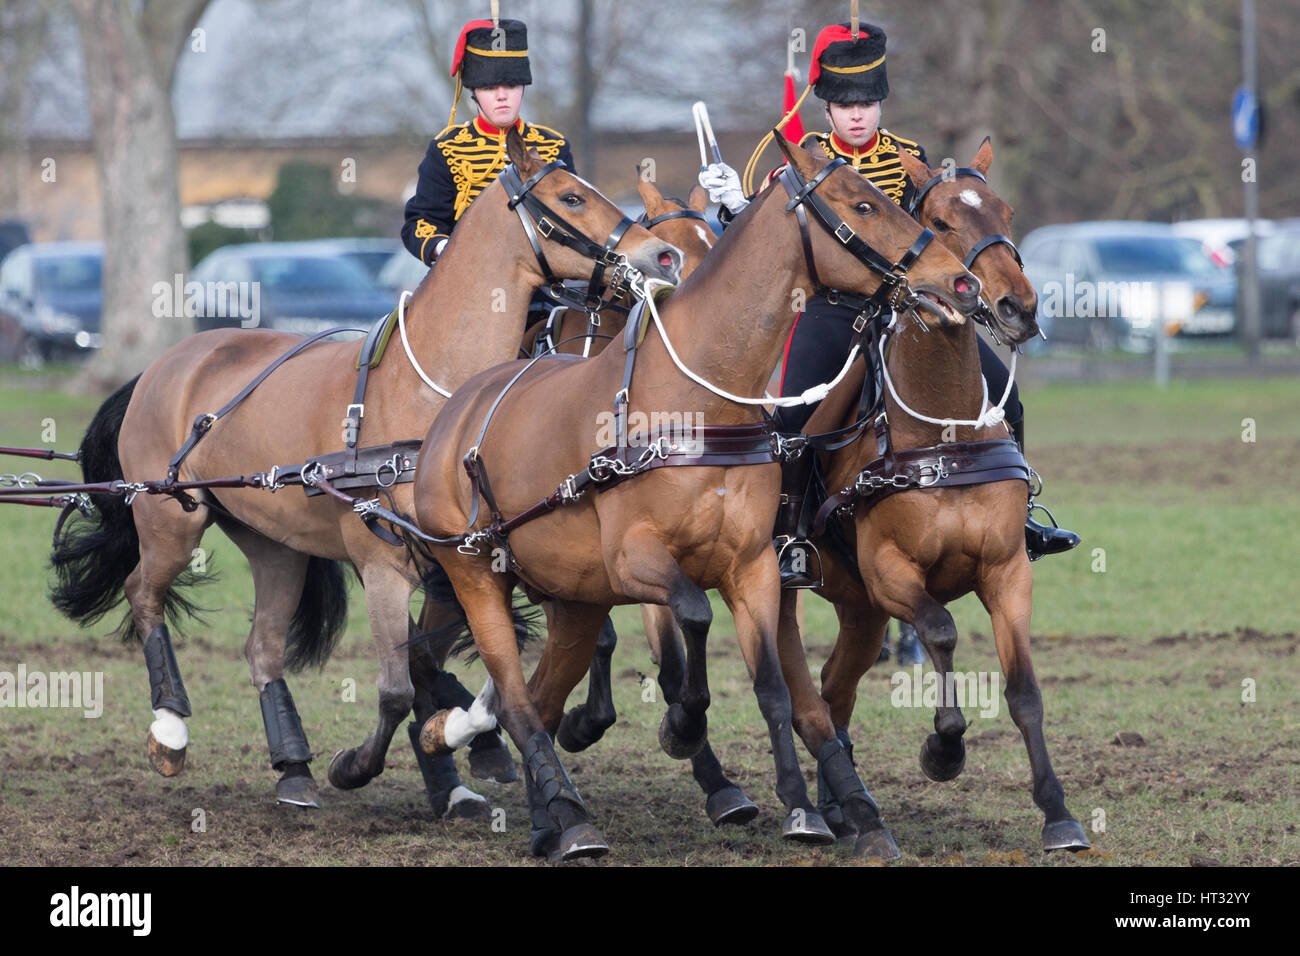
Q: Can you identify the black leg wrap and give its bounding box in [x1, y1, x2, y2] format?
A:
[522, 731, 585, 815]
[143, 623, 192, 717]
[259, 678, 312, 770]
[407, 722, 462, 813]
[818, 736, 878, 814]
[431, 670, 476, 711]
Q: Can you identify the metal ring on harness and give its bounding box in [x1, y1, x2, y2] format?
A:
[375, 454, 402, 489]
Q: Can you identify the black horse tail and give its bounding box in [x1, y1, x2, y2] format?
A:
[283, 557, 350, 671]
[49, 375, 210, 642]
[410, 558, 543, 660]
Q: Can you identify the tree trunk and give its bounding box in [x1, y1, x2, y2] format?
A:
[69, 0, 209, 391]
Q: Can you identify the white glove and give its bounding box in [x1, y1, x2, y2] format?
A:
[433, 238, 448, 259]
[698, 162, 749, 215]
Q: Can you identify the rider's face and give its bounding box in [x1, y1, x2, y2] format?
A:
[825, 101, 881, 147]
[473, 85, 524, 129]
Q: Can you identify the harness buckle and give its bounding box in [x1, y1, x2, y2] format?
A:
[535, 217, 555, 239]
[559, 474, 582, 503]
[834, 222, 856, 245]
[852, 311, 868, 334]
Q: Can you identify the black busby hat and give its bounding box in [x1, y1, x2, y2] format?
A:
[452, 18, 532, 90]
[809, 22, 888, 104]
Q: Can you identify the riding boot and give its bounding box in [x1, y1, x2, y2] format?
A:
[894, 621, 925, 665]
[773, 451, 818, 589]
[1013, 419, 1081, 560]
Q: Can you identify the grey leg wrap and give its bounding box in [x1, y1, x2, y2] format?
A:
[818, 735, 878, 813]
[259, 678, 312, 770]
[143, 623, 191, 717]
[522, 731, 584, 814]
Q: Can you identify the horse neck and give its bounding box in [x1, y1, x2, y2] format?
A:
[641, 190, 802, 424]
[882, 316, 990, 449]
[395, 190, 541, 396]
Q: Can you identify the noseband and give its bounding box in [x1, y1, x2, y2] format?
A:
[637, 208, 710, 230]
[778, 157, 937, 325]
[906, 167, 1026, 343]
[501, 161, 640, 314]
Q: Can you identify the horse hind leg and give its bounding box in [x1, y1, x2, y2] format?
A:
[555, 613, 619, 753]
[650, 602, 757, 826]
[219, 520, 323, 807]
[123, 494, 211, 777]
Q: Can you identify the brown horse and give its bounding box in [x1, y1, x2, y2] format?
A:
[50, 129, 682, 810]
[410, 132, 982, 860]
[776, 141, 1091, 853]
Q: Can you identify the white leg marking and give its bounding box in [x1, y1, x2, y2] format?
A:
[150, 708, 189, 750]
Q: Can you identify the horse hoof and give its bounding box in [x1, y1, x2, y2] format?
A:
[557, 709, 598, 754]
[781, 809, 836, 845]
[327, 748, 371, 791]
[658, 705, 706, 760]
[1042, 818, 1091, 852]
[443, 785, 491, 821]
[469, 741, 519, 783]
[275, 771, 321, 808]
[552, 822, 609, 862]
[919, 733, 966, 782]
[855, 825, 902, 860]
[419, 711, 455, 757]
[146, 731, 186, 777]
[705, 786, 759, 827]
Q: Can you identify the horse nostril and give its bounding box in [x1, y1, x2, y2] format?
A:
[658, 251, 674, 270]
[954, 276, 974, 296]
[996, 296, 1022, 321]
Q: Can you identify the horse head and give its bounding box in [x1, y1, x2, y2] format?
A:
[897, 139, 1039, 344]
[774, 131, 981, 331]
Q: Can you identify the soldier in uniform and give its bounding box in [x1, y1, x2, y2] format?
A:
[398, 16, 577, 811]
[700, 22, 1078, 657]
[402, 17, 575, 327]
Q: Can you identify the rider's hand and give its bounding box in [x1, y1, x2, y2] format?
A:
[433, 238, 448, 259]
[698, 162, 749, 215]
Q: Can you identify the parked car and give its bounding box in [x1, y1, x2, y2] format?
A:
[1244, 225, 1300, 342]
[1172, 218, 1281, 268]
[189, 242, 395, 336]
[291, 237, 402, 284]
[1020, 221, 1236, 351]
[0, 220, 31, 264]
[0, 240, 102, 367]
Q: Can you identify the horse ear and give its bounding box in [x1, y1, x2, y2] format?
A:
[506, 128, 543, 177]
[774, 128, 828, 181]
[687, 184, 709, 213]
[637, 175, 666, 217]
[897, 148, 938, 194]
[971, 136, 994, 176]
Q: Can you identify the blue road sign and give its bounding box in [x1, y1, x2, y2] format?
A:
[1232, 86, 1259, 150]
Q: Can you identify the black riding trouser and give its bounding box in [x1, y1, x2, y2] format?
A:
[772, 295, 1023, 433]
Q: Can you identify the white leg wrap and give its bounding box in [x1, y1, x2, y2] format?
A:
[442, 677, 499, 750]
[150, 708, 189, 750]
[446, 785, 487, 809]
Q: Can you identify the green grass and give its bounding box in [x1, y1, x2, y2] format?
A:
[0, 369, 1296, 865]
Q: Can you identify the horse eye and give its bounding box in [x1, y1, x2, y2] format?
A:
[855, 202, 874, 216]
[932, 217, 953, 232]
[562, 193, 583, 207]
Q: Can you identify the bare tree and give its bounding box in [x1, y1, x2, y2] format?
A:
[68, 0, 211, 389]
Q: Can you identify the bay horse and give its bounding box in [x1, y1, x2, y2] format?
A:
[49, 129, 683, 811]
[409, 132, 982, 860]
[778, 141, 1091, 853]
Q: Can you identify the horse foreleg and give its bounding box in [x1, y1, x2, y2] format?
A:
[776, 590, 897, 856]
[650, 600, 757, 826]
[977, 558, 1090, 852]
[719, 558, 834, 846]
[436, 557, 607, 861]
[413, 596, 516, 783]
[554, 612, 619, 753]
[327, 563, 414, 791]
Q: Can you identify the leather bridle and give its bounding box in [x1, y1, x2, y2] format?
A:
[905, 166, 1025, 344]
[501, 161, 640, 315]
